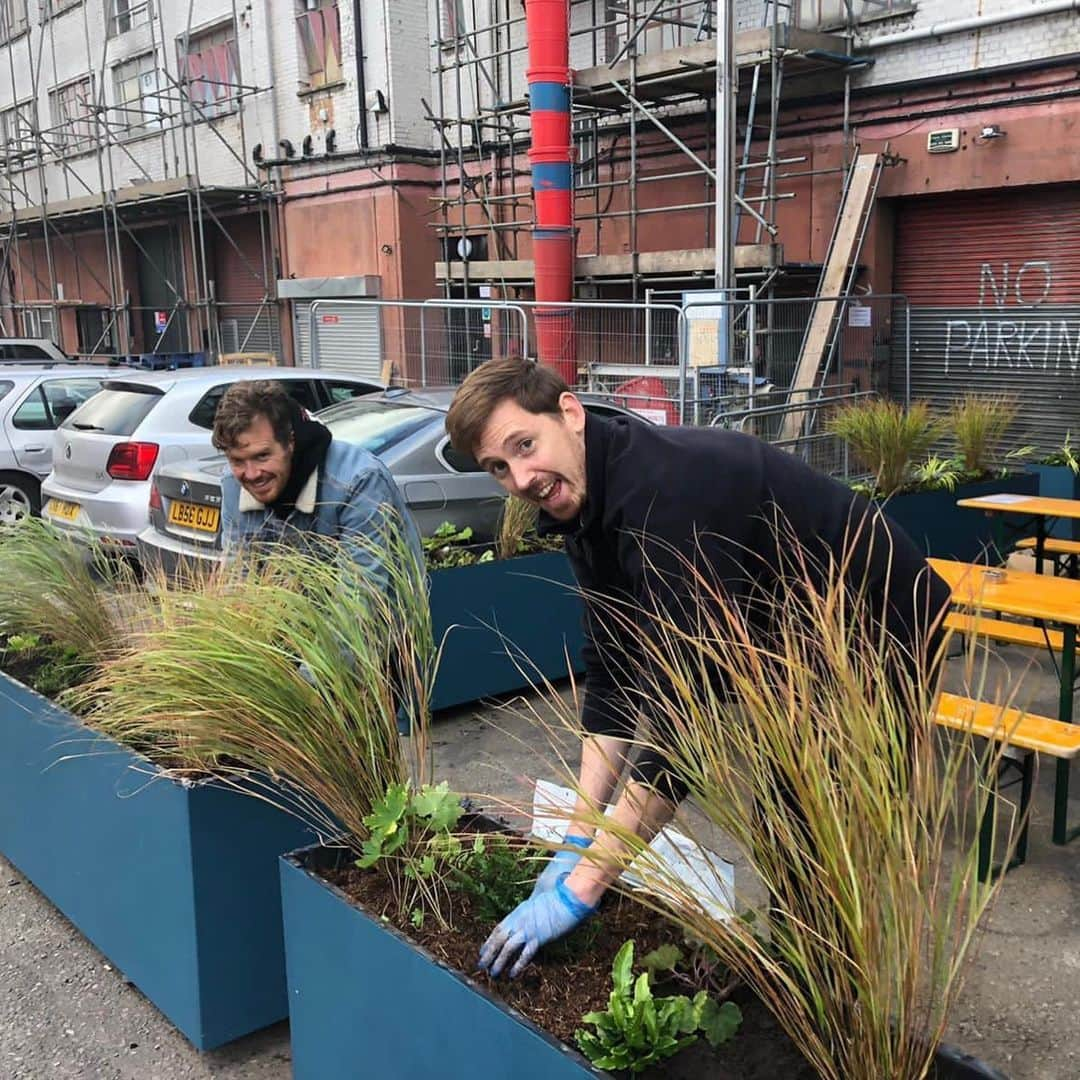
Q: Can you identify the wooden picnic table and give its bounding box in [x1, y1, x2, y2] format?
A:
[956, 492, 1080, 572]
[930, 557, 1080, 844]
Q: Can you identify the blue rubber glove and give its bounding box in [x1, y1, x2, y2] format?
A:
[531, 834, 592, 897]
[478, 880, 597, 979]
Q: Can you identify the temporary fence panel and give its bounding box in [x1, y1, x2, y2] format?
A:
[218, 302, 282, 360]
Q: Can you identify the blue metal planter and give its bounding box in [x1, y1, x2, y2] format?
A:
[1028, 464, 1080, 539]
[0, 672, 316, 1050]
[280, 845, 1008, 1080]
[280, 845, 600, 1079]
[882, 472, 1038, 563]
[430, 550, 584, 711]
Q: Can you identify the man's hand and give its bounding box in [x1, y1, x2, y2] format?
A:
[478, 880, 596, 979]
[531, 834, 592, 897]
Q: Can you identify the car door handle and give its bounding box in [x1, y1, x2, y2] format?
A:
[22, 445, 46, 453]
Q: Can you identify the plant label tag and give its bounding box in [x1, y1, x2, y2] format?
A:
[531, 779, 736, 924]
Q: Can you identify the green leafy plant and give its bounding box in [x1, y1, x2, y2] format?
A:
[357, 780, 466, 928]
[911, 455, 963, 492]
[575, 940, 741, 1073]
[1039, 433, 1080, 474]
[827, 399, 944, 497]
[1, 632, 90, 698]
[948, 393, 1018, 475]
[449, 833, 538, 924]
[423, 522, 495, 568]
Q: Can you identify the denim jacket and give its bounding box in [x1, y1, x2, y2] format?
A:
[220, 439, 423, 596]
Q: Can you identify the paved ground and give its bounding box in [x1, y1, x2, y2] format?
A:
[2, 644, 1080, 1078]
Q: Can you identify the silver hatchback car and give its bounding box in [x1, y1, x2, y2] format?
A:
[0, 365, 108, 523]
[41, 366, 382, 551]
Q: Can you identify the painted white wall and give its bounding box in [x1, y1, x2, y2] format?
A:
[0, 0, 435, 210]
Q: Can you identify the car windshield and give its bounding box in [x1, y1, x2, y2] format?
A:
[325, 402, 436, 456]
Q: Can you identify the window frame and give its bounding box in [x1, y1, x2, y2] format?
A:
[47, 74, 96, 158]
[177, 20, 241, 122]
[76, 305, 118, 355]
[0, 99, 37, 165]
[111, 51, 164, 139]
[40, 0, 82, 21]
[0, 0, 28, 45]
[108, 0, 152, 38]
[295, 0, 343, 94]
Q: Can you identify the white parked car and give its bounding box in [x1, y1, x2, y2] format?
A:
[0, 338, 72, 363]
[41, 366, 382, 552]
[0, 365, 108, 523]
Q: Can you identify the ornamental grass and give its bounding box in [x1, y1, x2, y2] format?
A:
[78, 523, 435, 848]
[539, 519, 1020, 1080]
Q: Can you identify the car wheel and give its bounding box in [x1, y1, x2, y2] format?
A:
[0, 473, 39, 525]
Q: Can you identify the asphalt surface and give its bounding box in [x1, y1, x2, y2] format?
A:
[3, 646, 1080, 1078]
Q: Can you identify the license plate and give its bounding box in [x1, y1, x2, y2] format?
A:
[168, 499, 220, 533]
[46, 498, 80, 521]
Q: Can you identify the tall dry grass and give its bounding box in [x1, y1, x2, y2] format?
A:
[0, 517, 146, 663]
[77, 524, 435, 847]
[534, 522, 1019, 1080]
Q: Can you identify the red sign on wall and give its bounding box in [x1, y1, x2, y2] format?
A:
[320, 314, 341, 325]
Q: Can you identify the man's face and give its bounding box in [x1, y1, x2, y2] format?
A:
[473, 393, 587, 521]
[225, 414, 294, 505]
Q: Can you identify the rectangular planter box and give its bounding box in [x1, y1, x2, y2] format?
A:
[280, 844, 600, 1079]
[883, 472, 1039, 563]
[0, 672, 317, 1050]
[280, 845, 1006, 1080]
[1028, 463, 1080, 539]
[430, 550, 584, 711]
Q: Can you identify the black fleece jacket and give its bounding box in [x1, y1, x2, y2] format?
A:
[540, 414, 951, 802]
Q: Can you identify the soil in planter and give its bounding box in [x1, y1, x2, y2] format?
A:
[328, 861, 818, 1079]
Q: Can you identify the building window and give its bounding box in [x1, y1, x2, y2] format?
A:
[108, 0, 151, 38]
[113, 53, 163, 136]
[40, 0, 82, 19]
[22, 306, 58, 343]
[0, 100, 35, 164]
[796, 0, 913, 29]
[178, 21, 239, 120]
[439, 0, 464, 46]
[48, 76, 95, 156]
[0, 0, 28, 43]
[295, 0, 342, 92]
[76, 307, 117, 354]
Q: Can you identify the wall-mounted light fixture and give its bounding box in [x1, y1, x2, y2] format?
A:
[979, 124, 1006, 140]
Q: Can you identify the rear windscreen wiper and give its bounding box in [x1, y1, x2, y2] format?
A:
[71, 422, 105, 431]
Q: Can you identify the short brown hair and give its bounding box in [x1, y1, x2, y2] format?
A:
[212, 380, 295, 451]
[446, 357, 569, 456]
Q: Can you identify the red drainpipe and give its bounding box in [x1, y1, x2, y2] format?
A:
[525, 0, 576, 384]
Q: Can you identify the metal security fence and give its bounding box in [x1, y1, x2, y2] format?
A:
[297, 293, 909, 479]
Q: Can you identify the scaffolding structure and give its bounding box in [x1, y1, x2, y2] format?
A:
[429, 0, 870, 297]
[0, 0, 279, 362]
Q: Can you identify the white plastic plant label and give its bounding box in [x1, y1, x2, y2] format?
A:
[531, 779, 735, 923]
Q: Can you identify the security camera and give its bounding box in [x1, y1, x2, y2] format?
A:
[979, 125, 1005, 139]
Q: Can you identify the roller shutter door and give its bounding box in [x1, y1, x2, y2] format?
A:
[293, 300, 383, 381]
[891, 185, 1080, 450]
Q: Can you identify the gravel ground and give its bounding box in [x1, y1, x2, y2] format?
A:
[2, 644, 1080, 1078]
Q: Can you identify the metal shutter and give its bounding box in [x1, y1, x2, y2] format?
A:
[293, 300, 383, 380]
[891, 185, 1080, 450]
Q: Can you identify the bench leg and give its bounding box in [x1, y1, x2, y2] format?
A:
[979, 754, 1035, 883]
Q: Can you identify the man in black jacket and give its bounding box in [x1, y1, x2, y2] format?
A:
[446, 357, 950, 980]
